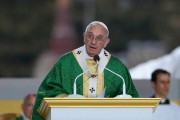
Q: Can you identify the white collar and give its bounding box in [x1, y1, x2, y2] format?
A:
[83, 45, 104, 59]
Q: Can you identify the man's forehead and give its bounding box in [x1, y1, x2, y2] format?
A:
[157, 73, 170, 81]
[24, 95, 36, 102]
[89, 24, 105, 29]
[87, 25, 106, 35]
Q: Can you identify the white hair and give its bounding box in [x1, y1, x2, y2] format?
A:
[85, 21, 109, 37]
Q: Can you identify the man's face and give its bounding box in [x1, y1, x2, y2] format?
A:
[152, 73, 170, 98]
[83, 24, 110, 57]
[22, 96, 36, 119]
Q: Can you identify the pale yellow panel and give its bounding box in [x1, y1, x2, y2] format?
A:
[172, 99, 180, 105]
[0, 100, 22, 114]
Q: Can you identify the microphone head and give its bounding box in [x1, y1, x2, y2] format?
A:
[94, 55, 100, 62]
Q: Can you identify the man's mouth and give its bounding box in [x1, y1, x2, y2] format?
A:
[89, 46, 96, 50]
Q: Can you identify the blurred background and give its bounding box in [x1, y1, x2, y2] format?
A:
[0, 0, 180, 114]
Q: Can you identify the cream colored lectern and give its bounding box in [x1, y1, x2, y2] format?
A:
[38, 98, 160, 120]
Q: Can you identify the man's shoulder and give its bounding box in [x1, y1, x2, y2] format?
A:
[109, 55, 125, 66]
[61, 51, 74, 59]
[110, 55, 120, 62]
[56, 51, 74, 62]
[57, 46, 85, 63]
[106, 55, 130, 73]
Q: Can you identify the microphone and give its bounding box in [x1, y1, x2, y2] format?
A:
[96, 55, 132, 98]
[68, 55, 99, 98]
[94, 55, 100, 62]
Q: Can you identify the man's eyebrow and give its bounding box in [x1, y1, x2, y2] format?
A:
[87, 31, 93, 34]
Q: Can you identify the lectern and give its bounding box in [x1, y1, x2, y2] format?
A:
[38, 98, 160, 120]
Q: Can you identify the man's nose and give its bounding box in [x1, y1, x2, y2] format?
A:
[91, 38, 97, 44]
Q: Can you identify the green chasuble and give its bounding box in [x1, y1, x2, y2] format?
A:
[32, 51, 139, 120]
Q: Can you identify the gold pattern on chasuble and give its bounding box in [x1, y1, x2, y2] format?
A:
[83, 59, 104, 97]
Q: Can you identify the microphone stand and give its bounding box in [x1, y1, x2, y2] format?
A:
[98, 62, 132, 98]
[73, 63, 98, 95]
[68, 62, 99, 98]
[68, 55, 131, 98]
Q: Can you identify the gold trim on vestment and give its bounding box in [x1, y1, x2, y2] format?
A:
[83, 59, 104, 97]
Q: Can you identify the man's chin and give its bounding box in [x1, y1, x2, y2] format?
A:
[87, 52, 96, 57]
[87, 50, 97, 57]
[89, 54, 96, 57]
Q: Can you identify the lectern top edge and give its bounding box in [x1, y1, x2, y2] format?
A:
[38, 98, 161, 119]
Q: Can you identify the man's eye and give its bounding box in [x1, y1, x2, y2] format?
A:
[96, 36, 103, 41]
[88, 34, 93, 38]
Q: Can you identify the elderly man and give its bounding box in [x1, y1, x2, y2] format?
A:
[12, 93, 36, 120]
[32, 21, 139, 119]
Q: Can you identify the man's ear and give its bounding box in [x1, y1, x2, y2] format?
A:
[21, 103, 23, 110]
[83, 32, 86, 43]
[151, 81, 155, 89]
[104, 38, 110, 48]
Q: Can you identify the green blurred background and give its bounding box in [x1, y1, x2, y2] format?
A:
[0, 0, 180, 77]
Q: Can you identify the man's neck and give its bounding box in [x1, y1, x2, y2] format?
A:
[154, 94, 167, 99]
